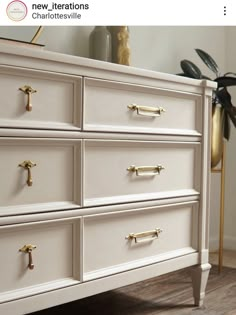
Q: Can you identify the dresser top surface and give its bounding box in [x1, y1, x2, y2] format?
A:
[0, 42, 216, 92]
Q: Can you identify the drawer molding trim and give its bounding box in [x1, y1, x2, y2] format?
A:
[83, 203, 199, 280]
[0, 278, 79, 304]
[84, 248, 197, 281]
[0, 138, 82, 214]
[0, 66, 82, 131]
[0, 218, 81, 303]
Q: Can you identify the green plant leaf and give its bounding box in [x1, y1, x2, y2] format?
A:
[212, 91, 218, 105]
[195, 49, 219, 76]
[201, 75, 212, 80]
[215, 76, 236, 88]
[216, 88, 236, 127]
[224, 72, 236, 76]
[176, 73, 188, 76]
[180, 60, 202, 79]
[224, 112, 230, 140]
[177, 73, 211, 80]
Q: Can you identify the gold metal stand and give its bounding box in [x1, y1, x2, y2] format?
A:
[31, 26, 44, 44]
[211, 141, 226, 273]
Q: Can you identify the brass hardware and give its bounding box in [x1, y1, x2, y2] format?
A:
[127, 165, 164, 176]
[218, 141, 226, 273]
[31, 26, 44, 43]
[19, 244, 37, 270]
[19, 85, 37, 111]
[128, 104, 165, 117]
[126, 228, 163, 243]
[211, 105, 227, 272]
[211, 141, 226, 273]
[18, 160, 36, 186]
[211, 105, 224, 168]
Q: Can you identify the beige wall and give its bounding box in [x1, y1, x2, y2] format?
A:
[0, 26, 234, 250]
[0, 26, 226, 71]
[224, 27, 236, 250]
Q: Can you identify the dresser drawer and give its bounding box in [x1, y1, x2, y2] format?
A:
[83, 202, 198, 280]
[0, 66, 82, 131]
[0, 138, 82, 214]
[84, 78, 202, 136]
[0, 218, 80, 302]
[83, 140, 201, 206]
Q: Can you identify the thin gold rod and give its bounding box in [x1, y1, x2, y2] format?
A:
[211, 169, 222, 173]
[218, 141, 226, 273]
[30, 26, 44, 44]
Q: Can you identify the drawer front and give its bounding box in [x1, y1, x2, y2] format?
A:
[0, 218, 80, 302]
[83, 140, 200, 206]
[0, 138, 81, 213]
[83, 203, 198, 280]
[0, 66, 82, 130]
[84, 78, 202, 135]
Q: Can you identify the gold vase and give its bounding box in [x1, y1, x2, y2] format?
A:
[211, 105, 224, 168]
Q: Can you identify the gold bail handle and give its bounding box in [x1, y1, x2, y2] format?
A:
[126, 228, 163, 243]
[127, 165, 165, 176]
[128, 104, 166, 117]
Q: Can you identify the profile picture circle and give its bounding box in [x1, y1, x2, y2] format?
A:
[6, 0, 27, 21]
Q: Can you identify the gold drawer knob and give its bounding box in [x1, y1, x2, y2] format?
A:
[19, 244, 37, 270]
[18, 160, 36, 186]
[128, 104, 165, 117]
[127, 165, 165, 176]
[126, 228, 163, 243]
[19, 85, 37, 111]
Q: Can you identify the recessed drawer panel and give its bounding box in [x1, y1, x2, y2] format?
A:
[84, 78, 202, 136]
[0, 66, 82, 130]
[0, 218, 80, 303]
[0, 138, 82, 214]
[83, 140, 200, 206]
[83, 203, 198, 280]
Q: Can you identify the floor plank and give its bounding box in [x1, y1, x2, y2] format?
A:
[30, 265, 236, 315]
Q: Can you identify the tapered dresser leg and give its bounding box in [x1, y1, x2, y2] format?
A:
[191, 263, 211, 306]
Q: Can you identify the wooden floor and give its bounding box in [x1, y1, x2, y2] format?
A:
[210, 250, 236, 269]
[31, 264, 236, 315]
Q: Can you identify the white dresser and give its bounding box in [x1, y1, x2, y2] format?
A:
[0, 43, 216, 315]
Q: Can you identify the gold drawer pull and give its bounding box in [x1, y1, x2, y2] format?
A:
[128, 104, 165, 117]
[126, 228, 163, 243]
[19, 244, 37, 270]
[19, 85, 37, 111]
[127, 165, 164, 176]
[18, 160, 36, 186]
